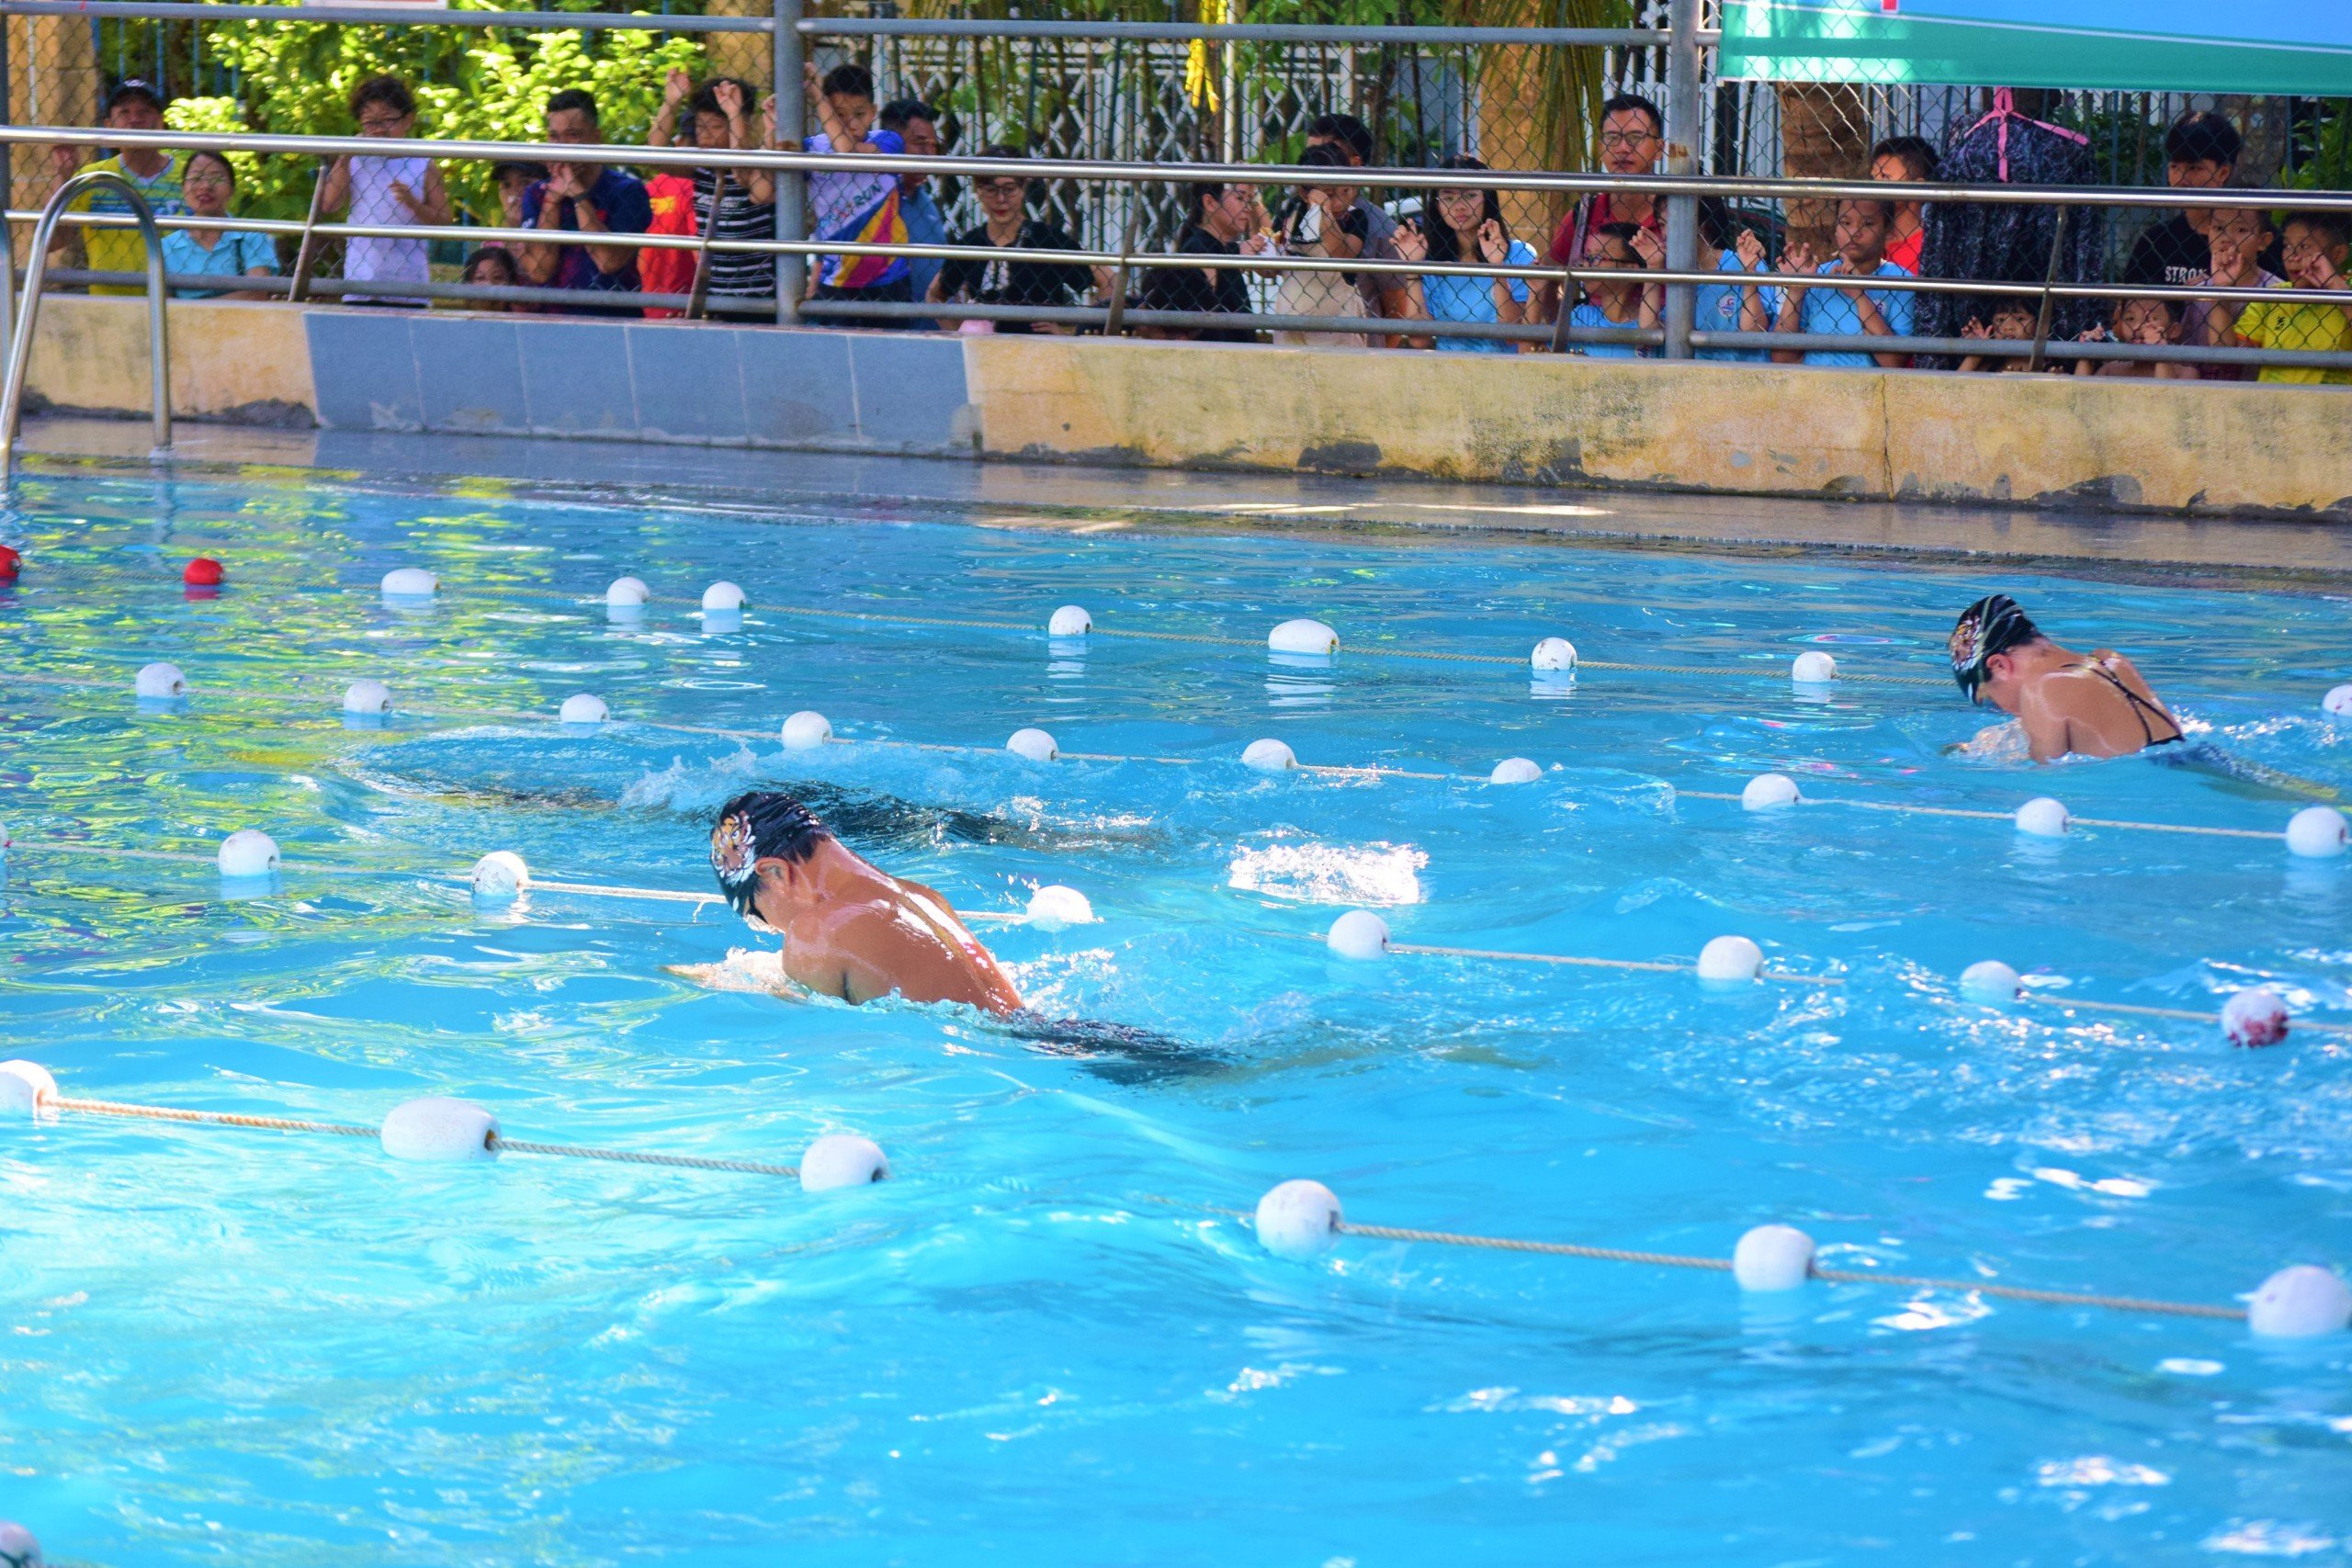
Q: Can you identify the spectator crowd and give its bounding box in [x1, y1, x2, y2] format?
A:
[40, 72, 2352, 384]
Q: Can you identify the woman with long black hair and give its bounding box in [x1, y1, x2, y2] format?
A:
[1394, 154, 1537, 354]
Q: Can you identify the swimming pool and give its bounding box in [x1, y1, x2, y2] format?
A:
[3, 465, 2349, 1564]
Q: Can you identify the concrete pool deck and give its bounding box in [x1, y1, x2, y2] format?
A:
[16, 414, 2352, 583]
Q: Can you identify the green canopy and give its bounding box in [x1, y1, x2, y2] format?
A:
[1720, 0, 2352, 96]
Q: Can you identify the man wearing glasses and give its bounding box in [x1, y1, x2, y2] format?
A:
[1534, 93, 1666, 324]
[515, 88, 653, 315]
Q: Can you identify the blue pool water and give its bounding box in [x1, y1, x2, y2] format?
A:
[2, 468, 2349, 1564]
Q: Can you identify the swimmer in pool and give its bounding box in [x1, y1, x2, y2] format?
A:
[1948, 593, 2183, 762]
[681, 790, 1214, 1080]
[699, 789, 1024, 1015]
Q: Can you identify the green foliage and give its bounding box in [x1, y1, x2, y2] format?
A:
[161, 9, 707, 223]
[2287, 103, 2352, 193]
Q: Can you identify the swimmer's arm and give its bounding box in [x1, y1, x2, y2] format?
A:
[663, 958, 810, 999]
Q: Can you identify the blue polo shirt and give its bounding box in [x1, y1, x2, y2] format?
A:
[1792, 259, 1914, 367]
[159, 226, 277, 298]
[522, 166, 653, 302]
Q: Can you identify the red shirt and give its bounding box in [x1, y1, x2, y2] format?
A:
[639, 172, 698, 320]
[1885, 225, 1925, 277]
[1544, 192, 1665, 265]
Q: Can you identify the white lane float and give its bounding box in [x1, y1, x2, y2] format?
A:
[1242, 738, 1297, 773]
[1326, 909, 1390, 960]
[380, 567, 438, 599]
[800, 1134, 890, 1191]
[1696, 934, 1764, 982]
[1006, 727, 1059, 761]
[134, 661, 186, 700]
[780, 710, 832, 750]
[2014, 796, 2071, 838]
[1255, 1179, 1343, 1259]
[1268, 618, 1339, 657]
[216, 829, 279, 879]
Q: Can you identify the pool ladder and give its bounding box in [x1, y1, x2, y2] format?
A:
[0, 169, 175, 475]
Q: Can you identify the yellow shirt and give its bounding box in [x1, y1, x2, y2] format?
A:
[2234, 287, 2352, 386]
[64, 152, 187, 295]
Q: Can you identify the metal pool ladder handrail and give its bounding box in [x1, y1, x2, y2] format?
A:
[0, 169, 175, 473]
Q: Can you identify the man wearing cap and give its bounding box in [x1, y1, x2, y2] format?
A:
[48, 79, 188, 295]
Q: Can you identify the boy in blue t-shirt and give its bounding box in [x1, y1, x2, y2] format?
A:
[1770, 197, 1914, 368]
[802, 62, 913, 328]
[1566, 222, 1650, 359]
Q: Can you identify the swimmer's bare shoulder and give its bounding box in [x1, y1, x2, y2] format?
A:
[789, 897, 918, 1005]
[2012, 676, 2079, 761]
[662, 902, 888, 1003]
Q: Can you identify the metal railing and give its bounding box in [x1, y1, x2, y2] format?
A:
[4, 125, 2351, 371]
[1, 168, 171, 471]
[0, 1, 1681, 45]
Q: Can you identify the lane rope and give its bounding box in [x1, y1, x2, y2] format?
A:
[1679, 789, 2286, 842]
[26, 1093, 2245, 1322]
[12, 838, 2346, 1035]
[3, 671, 2312, 842]
[0, 840, 1027, 923]
[0, 564, 1950, 684]
[46, 1094, 801, 1179]
[1329, 1220, 2242, 1317]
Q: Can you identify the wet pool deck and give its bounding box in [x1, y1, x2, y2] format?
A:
[17, 416, 2352, 585]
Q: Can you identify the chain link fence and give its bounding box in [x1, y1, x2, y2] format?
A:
[7, 2, 2351, 365]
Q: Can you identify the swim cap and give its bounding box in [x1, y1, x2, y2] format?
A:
[710, 791, 828, 915]
[1950, 594, 2039, 703]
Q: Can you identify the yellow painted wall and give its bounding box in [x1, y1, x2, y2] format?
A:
[23, 296, 316, 422]
[23, 298, 2352, 519]
[967, 336, 2352, 516]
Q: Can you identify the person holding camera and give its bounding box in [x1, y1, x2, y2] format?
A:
[1270, 144, 1374, 348]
